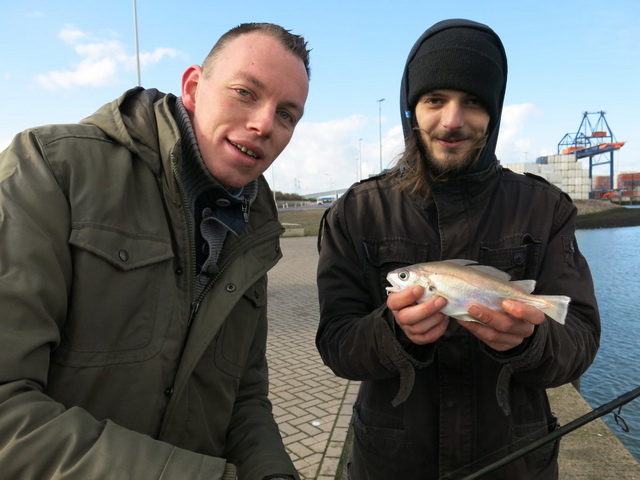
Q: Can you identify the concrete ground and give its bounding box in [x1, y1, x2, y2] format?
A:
[266, 236, 640, 479]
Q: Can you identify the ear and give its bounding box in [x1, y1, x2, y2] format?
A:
[181, 65, 203, 112]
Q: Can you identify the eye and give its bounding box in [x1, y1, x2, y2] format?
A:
[398, 271, 409, 281]
[235, 88, 250, 97]
[465, 97, 487, 110]
[277, 110, 294, 124]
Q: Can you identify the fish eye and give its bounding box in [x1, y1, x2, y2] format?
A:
[398, 271, 409, 280]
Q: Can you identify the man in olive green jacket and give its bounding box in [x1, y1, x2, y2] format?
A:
[0, 23, 309, 480]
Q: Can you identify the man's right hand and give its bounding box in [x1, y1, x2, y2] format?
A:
[387, 286, 449, 345]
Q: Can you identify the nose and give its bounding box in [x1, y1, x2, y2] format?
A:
[247, 105, 274, 137]
[441, 102, 464, 130]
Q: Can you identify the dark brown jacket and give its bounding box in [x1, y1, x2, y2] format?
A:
[316, 164, 600, 479]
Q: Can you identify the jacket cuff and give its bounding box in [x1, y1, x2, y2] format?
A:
[492, 321, 549, 415]
[379, 306, 436, 406]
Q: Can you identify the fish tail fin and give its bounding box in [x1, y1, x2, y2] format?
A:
[537, 295, 571, 325]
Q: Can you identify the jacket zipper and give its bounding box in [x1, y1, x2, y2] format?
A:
[171, 152, 284, 327]
[170, 153, 198, 294]
[187, 223, 282, 328]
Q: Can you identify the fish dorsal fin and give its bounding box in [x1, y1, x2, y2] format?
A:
[509, 279, 536, 294]
[468, 264, 512, 282]
[446, 259, 526, 284]
[447, 259, 478, 267]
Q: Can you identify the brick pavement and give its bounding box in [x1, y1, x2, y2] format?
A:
[265, 237, 640, 480]
[266, 236, 357, 480]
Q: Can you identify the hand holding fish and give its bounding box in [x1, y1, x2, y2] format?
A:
[387, 285, 450, 345]
[459, 300, 545, 351]
[386, 259, 570, 349]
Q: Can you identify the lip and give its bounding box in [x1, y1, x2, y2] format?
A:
[228, 139, 264, 161]
[437, 138, 467, 148]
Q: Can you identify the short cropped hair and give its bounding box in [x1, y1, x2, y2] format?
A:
[202, 22, 311, 79]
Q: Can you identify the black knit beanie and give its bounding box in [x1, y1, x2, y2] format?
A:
[407, 26, 505, 123]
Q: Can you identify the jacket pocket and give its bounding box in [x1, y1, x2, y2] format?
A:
[362, 237, 429, 303]
[511, 416, 559, 470]
[479, 233, 542, 280]
[351, 402, 408, 452]
[213, 277, 268, 379]
[52, 224, 175, 367]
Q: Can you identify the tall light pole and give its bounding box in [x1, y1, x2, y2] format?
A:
[358, 138, 363, 180]
[132, 0, 141, 86]
[377, 98, 385, 172]
[325, 173, 336, 200]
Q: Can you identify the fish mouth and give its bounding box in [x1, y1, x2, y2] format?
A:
[229, 140, 260, 159]
[385, 283, 403, 294]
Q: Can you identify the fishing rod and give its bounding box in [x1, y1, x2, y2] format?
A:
[452, 385, 640, 480]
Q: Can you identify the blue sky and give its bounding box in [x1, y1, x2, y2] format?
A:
[2, 0, 639, 195]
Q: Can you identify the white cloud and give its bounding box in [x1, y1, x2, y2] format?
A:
[496, 103, 540, 163]
[59, 25, 86, 44]
[267, 114, 405, 195]
[0, 139, 10, 152]
[34, 26, 183, 90]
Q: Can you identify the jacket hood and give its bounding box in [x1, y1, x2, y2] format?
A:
[399, 19, 508, 173]
[80, 87, 177, 160]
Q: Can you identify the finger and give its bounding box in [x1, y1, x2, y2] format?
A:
[502, 300, 546, 325]
[395, 296, 447, 327]
[387, 285, 424, 310]
[467, 304, 534, 336]
[404, 316, 450, 345]
[458, 320, 526, 351]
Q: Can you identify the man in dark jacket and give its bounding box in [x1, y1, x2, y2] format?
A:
[316, 19, 600, 479]
[0, 23, 309, 480]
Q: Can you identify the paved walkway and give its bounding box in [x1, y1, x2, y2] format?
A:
[266, 236, 356, 479]
[266, 236, 640, 480]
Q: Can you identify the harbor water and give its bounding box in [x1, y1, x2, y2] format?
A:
[575, 216, 640, 462]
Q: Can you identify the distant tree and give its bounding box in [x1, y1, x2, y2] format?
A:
[274, 191, 306, 201]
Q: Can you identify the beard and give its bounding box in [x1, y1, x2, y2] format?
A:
[416, 128, 488, 181]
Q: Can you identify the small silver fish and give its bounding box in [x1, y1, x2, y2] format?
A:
[386, 259, 570, 325]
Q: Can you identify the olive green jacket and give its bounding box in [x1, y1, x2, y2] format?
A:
[0, 88, 295, 479]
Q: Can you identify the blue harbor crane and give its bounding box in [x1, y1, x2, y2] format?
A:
[557, 111, 625, 191]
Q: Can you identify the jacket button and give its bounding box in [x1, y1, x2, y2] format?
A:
[164, 386, 174, 398]
[225, 283, 237, 293]
[513, 253, 525, 265]
[119, 250, 129, 262]
[175, 267, 183, 275]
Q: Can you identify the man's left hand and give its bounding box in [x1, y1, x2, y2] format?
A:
[458, 300, 545, 351]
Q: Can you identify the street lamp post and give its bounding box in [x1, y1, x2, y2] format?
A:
[358, 137, 363, 180]
[132, 0, 141, 86]
[377, 98, 385, 172]
[325, 173, 336, 201]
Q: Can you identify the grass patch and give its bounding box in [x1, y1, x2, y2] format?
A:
[575, 207, 640, 229]
[278, 208, 328, 237]
[277, 204, 640, 236]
